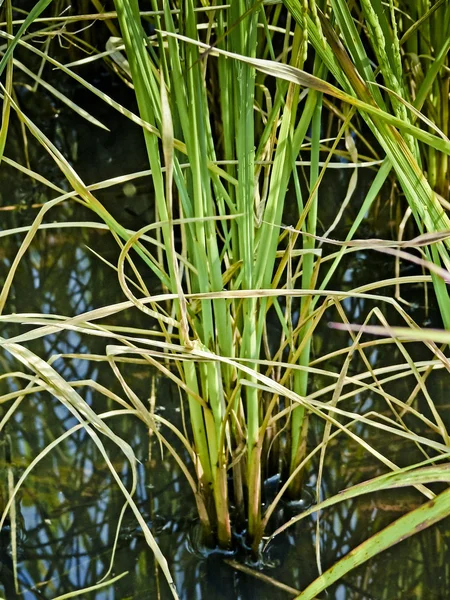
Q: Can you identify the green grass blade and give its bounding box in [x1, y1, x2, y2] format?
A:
[296, 485, 450, 599]
[0, 0, 53, 76]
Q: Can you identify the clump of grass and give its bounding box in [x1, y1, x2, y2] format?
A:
[1, 0, 450, 597]
[109, 0, 450, 550]
[107, 0, 336, 547]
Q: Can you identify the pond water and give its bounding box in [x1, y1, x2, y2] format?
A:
[1, 57, 450, 600]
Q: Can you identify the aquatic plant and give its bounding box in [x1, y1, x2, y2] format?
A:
[0, 0, 449, 597]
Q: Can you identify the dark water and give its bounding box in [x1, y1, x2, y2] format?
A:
[1, 55, 450, 600]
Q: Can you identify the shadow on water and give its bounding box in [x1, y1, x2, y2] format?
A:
[1, 59, 450, 600]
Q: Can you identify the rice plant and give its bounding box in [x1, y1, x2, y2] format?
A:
[107, 0, 450, 549]
[1, 0, 450, 597]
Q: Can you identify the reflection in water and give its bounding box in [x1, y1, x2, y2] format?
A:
[1, 65, 450, 600]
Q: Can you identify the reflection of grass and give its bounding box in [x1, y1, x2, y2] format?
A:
[0, 0, 450, 598]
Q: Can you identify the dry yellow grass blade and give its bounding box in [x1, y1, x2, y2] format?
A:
[0, 337, 179, 598]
